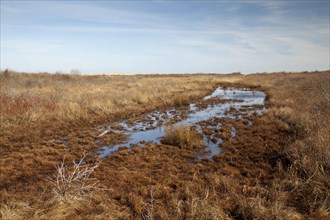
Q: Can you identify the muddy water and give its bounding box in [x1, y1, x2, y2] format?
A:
[98, 87, 266, 158]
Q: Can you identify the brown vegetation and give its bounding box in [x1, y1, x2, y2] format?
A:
[0, 72, 220, 131]
[161, 126, 203, 149]
[0, 70, 329, 219]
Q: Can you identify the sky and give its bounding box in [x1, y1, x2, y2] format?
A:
[1, 0, 329, 74]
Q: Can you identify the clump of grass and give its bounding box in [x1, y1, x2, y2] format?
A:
[161, 126, 203, 149]
[0, 202, 34, 220]
[174, 188, 231, 220]
[173, 94, 190, 106]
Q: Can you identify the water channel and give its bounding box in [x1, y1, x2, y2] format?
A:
[98, 87, 266, 159]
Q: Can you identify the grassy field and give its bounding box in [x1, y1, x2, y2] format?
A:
[0, 70, 329, 219]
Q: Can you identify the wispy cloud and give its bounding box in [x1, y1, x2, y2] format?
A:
[1, 0, 329, 73]
[2, 1, 158, 26]
[1, 38, 66, 53]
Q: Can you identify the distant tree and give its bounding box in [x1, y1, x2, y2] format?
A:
[70, 69, 81, 74]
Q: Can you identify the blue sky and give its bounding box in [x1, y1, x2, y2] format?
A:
[1, 0, 329, 74]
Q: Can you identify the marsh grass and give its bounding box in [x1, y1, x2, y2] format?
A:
[161, 126, 203, 149]
[0, 71, 221, 132]
[1, 70, 329, 219]
[242, 71, 330, 219]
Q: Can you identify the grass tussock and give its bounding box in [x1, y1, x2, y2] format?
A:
[0, 202, 34, 220]
[161, 126, 203, 149]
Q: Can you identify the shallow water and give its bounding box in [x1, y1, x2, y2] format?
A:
[98, 87, 265, 158]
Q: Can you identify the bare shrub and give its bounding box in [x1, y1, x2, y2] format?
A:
[48, 154, 101, 203]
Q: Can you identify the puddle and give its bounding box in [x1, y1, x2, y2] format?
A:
[98, 87, 266, 158]
[231, 127, 237, 138]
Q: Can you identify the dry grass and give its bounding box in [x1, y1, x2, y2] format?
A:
[0, 70, 329, 219]
[238, 71, 330, 219]
[0, 71, 224, 132]
[161, 126, 203, 149]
